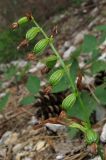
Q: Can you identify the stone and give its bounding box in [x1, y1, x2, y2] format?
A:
[45, 123, 66, 133]
[0, 131, 12, 145]
[13, 143, 25, 153]
[0, 148, 7, 157]
[15, 151, 29, 160]
[64, 41, 71, 49]
[4, 132, 18, 145]
[28, 116, 39, 125]
[56, 154, 64, 160]
[24, 142, 33, 151]
[63, 46, 76, 60]
[35, 140, 46, 152]
[100, 123, 106, 143]
[74, 30, 89, 45]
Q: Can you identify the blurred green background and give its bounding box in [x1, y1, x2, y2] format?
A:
[0, 0, 84, 63]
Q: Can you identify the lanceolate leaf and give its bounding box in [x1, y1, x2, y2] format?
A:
[0, 93, 10, 111]
[34, 38, 49, 54]
[26, 27, 40, 41]
[26, 75, 40, 94]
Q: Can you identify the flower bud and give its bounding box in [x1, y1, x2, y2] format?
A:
[18, 17, 29, 25]
[34, 38, 49, 54]
[85, 129, 99, 145]
[26, 27, 40, 41]
[62, 93, 76, 110]
[49, 69, 64, 86]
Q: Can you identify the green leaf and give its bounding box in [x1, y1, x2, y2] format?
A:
[96, 25, 106, 31]
[67, 91, 97, 121]
[91, 49, 100, 61]
[94, 85, 106, 105]
[68, 127, 79, 139]
[0, 94, 10, 111]
[20, 95, 36, 106]
[26, 75, 40, 94]
[91, 60, 106, 74]
[52, 76, 69, 93]
[82, 35, 97, 53]
[34, 38, 49, 54]
[69, 59, 78, 84]
[26, 27, 40, 41]
[72, 46, 82, 58]
[4, 65, 17, 80]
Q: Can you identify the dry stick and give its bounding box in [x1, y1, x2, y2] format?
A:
[0, 105, 33, 129]
[87, 84, 100, 104]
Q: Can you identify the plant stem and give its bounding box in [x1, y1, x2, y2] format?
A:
[32, 17, 90, 125]
[32, 17, 75, 91]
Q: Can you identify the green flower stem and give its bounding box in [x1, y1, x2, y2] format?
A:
[32, 17, 75, 91]
[32, 17, 90, 125]
[50, 43, 75, 91]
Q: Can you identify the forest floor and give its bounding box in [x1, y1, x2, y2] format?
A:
[0, 1, 106, 160]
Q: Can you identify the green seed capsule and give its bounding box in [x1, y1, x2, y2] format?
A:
[62, 93, 76, 110]
[49, 69, 64, 86]
[34, 38, 49, 54]
[85, 129, 99, 144]
[44, 55, 57, 68]
[18, 17, 28, 25]
[26, 27, 40, 41]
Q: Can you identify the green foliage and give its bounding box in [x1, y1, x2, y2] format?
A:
[26, 75, 40, 94]
[0, 94, 10, 111]
[82, 35, 97, 53]
[4, 65, 17, 80]
[67, 91, 97, 121]
[91, 60, 106, 74]
[20, 95, 36, 106]
[0, 29, 25, 63]
[52, 76, 69, 93]
[96, 25, 106, 31]
[94, 85, 106, 105]
[10, 15, 106, 152]
[71, 0, 84, 6]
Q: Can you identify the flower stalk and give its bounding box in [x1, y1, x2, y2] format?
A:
[31, 16, 90, 125]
